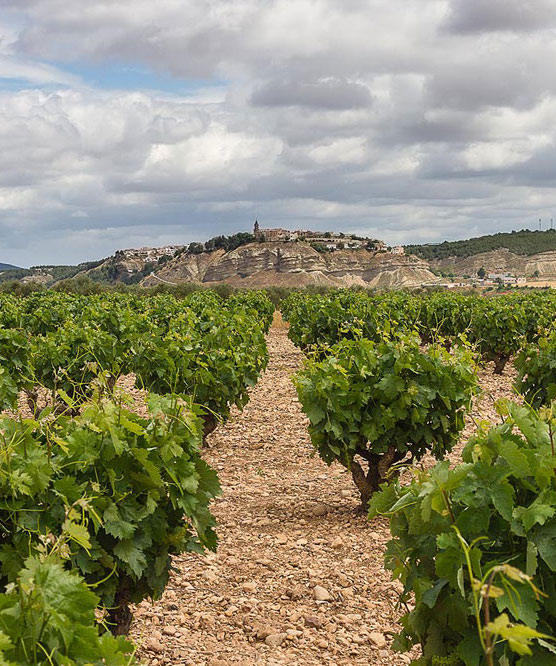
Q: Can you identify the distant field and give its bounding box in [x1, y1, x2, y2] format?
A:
[526, 279, 556, 288]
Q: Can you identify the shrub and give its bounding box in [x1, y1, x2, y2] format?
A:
[0, 328, 32, 410]
[470, 300, 528, 374]
[515, 332, 556, 407]
[369, 402, 556, 665]
[294, 335, 477, 507]
[31, 324, 127, 405]
[224, 290, 275, 333]
[132, 310, 269, 437]
[0, 391, 220, 635]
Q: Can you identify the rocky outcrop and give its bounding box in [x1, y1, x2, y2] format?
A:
[80, 246, 183, 282]
[152, 249, 226, 283]
[141, 242, 436, 288]
[432, 249, 556, 277]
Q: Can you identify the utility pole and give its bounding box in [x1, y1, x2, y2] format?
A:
[539, 218, 542, 231]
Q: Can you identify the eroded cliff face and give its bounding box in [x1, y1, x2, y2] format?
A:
[141, 242, 435, 288]
[432, 249, 556, 276]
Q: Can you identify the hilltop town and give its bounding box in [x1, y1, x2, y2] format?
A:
[252, 221, 405, 254]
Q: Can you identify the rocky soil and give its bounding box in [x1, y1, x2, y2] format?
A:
[131, 323, 517, 666]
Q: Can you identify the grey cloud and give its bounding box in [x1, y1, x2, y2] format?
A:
[444, 0, 556, 34]
[383, 113, 495, 146]
[425, 57, 555, 111]
[250, 78, 372, 110]
[505, 143, 556, 185]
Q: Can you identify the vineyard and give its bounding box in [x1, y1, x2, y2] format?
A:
[0, 289, 272, 664]
[0, 287, 556, 665]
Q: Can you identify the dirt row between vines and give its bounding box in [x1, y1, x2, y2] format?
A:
[132, 324, 517, 666]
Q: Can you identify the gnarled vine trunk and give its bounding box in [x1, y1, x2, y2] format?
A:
[493, 352, 510, 375]
[202, 413, 218, 445]
[107, 581, 133, 636]
[350, 445, 407, 510]
[25, 389, 38, 416]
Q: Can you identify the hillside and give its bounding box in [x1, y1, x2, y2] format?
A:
[406, 228, 556, 261]
[431, 248, 556, 278]
[0, 250, 183, 286]
[0, 242, 433, 290]
[141, 242, 435, 288]
[0, 262, 21, 271]
[0, 261, 105, 285]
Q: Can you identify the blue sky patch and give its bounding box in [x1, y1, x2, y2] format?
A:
[55, 61, 223, 95]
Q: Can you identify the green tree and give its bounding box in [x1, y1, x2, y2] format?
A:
[188, 242, 204, 254]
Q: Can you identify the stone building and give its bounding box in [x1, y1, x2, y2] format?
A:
[253, 220, 294, 242]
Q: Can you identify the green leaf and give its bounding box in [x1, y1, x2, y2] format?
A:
[498, 439, 531, 478]
[487, 613, 549, 656]
[532, 520, 556, 571]
[305, 404, 325, 424]
[113, 539, 148, 578]
[423, 579, 448, 608]
[103, 504, 136, 541]
[63, 520, 91, 552]
[120, 414, 145, 436]
[491, 480, 514, 521]
[526, 542, 538, 577]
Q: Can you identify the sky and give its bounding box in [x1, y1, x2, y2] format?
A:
[1, 1, 556, 267]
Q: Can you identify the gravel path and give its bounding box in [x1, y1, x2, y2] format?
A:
[132, 324, 515, 666]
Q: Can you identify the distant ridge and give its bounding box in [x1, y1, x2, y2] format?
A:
[0, 262, 21, 271]
[405, 228, 556, 261]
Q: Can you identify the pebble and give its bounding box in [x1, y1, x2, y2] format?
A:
[312, 503, 328, 516]
[265, 633, 288, 647]
[369, 632, 387, 648]
[204, 571, 217, 584]
[255, 625, 277, 640]
[313, 585, 333, 601]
